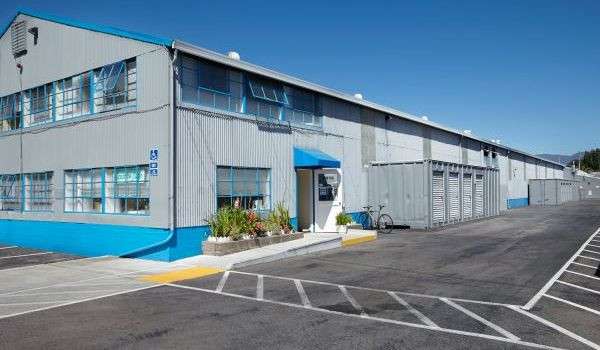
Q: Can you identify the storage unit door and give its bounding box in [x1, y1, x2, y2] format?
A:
[448, 172, 460, 221]
[474, 174, 484, 216]
[462, 173, 472, 219]
[432, 171, 445, 223]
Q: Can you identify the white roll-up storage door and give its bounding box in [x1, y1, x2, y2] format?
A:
[448, 172, 460, 221]
[462, 173, 472, 219]
[432, 171, 445, 223]
[474, 174, 484, 216]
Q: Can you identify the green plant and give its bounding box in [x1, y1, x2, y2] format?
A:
[206, 206, 251, 241]
[274, 202, 292, 233]
[336, 212, 352, 226]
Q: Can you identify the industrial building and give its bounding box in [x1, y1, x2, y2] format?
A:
[0, 10, 565, 261]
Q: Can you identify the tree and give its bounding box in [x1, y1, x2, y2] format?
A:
[580, 148, 600, 172]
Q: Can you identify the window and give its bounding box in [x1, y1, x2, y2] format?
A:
[65, 165, 149, 215]
[94, 59, 137, 113]
[217, 166, 271, 211]
[64, 168, 103, 213]
[55, 73, 91, 121]
[24, 84, 52, 127]
[0, 174, 22, 211]
[24, 172, 53, 212]
[179, 55, 243, 113]
[283, 86, 321, 127]
[0, 94, 21, 132]
[248, 79, 287, 104]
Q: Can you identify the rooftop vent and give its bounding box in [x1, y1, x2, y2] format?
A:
[11, 21, 27, 58]
[353, 93, 363, 100]
[227, 51, 241, 60]
[421, 116, 429, 121]
[463, 130, 472, 134]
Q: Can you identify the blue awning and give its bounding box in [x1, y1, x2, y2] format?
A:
[294, 147, 341, 169]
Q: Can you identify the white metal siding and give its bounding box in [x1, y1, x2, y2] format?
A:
[432, 171, 445, 223]
[463, 173, 473, 218]
[448, 172, 460, 220]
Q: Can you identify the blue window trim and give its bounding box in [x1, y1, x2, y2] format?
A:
[0, 58, 137, 136]
[23, 171, 54, 213]
[64, 165, 150, 216]
[0, 174, 22, 212]
[215, 166, 272, 212]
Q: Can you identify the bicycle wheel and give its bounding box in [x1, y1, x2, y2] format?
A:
[357, 212, 372, 230]
[377, 214, 394, 234]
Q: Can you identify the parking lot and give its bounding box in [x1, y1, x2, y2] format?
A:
[0, 244, 81, 271]
[0, 200, 599, 349]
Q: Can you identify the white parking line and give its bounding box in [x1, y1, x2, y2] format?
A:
[543, 294, 600, 317]
[0, 252, 51, 260]
[0, 246, 17, 251]
[523, 226, 600, 310]
[441, 298, 520, 341]
[583, 249, 600, 255]
[339, 285, 367, 316]
[0, 289, 119, 298]
[256, 275, 264, 300]
[588, 243, 600, 249]
[215, 271, 229, 293]
[564, 270, 600, 282]
[508, 305, 600, 350]
[387, 291, 439, 328]
[579, 255, 600, 262]
[556, 280, 600, 295]
[294, 279, 311, 307]
[167, 283, 564, 350]
[571, 262, 598, 270]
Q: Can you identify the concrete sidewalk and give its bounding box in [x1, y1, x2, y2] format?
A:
[177, 230, 377, 270]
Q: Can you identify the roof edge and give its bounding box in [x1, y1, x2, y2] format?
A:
[1, 9, 173, 47]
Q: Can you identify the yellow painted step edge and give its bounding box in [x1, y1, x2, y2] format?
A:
[141, 266, 223, 284]
[342, 235, 377, 247]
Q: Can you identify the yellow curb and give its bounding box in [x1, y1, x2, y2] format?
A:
[342, 235, 377, 247]
[141, 266, 224, 284]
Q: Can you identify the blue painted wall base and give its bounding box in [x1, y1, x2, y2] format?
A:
[507, 198, 529, 209]
[0, 219, 211, 262]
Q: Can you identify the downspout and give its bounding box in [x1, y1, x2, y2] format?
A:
[121, 45, 179, 259]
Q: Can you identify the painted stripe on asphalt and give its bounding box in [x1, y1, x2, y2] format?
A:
[0, 300, 75, 307]
[571, 262, 598, 270]
[555, 280, 600, 295]
[294, 279, 311, 307]
[256, 275, 264, 301]
[587, 243, 600, 249]
[0, 285, 160, 321]
[0, 246, 17, 251]
[543, 294, 600, 317]
[0, 289, 120, 298]
[229, 271, 518, 308]
[141, 266, 223, 284]
[508, 305, 600, 350]
[583, 249, 600, 255]
[578, 255, 600, 262]
[0, 252, 51, 260]
[167, 283, 563, 350]
[564, 270, 600, 282]
[523, 226, 600, 310]
[387, 291, 439, 328]
[339, 285, 367, 316]
[215, 271, 229, 293]
[441, 298, 519, 341]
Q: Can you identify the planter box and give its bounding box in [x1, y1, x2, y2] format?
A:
[202, 232, 304, 256]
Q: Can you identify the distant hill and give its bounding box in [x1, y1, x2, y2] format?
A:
[536, 152, 583, 165]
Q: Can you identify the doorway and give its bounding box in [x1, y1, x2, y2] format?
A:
[296, 168, 343, 233]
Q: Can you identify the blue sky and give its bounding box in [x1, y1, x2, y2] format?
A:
[2, 0, 598, 155]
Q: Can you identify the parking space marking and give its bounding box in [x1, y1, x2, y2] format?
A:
[387, 291, 439, 328]
[523, 226, 600, 310]
[141, 266, 223, 284]
[0, 246, 17, 251]
[508, 305, 600, 350]
[583, 249, 600, 255]
[565, 270, 600, 282]
[256, 275, 264, 300]
[167, 282, 564, 350]
[571, 262, 598, 270]
[588, 243, 600, 249]
[543, 294, 600, 317]
[441, 298, 520, 341]
[294, 279, 311, 307]
[216, 270, 229, 293]
[579, 255, 600, 262]
[339, 285, 367, 316]
[0, 252, 52, 260]
[555, 280, 600, 295]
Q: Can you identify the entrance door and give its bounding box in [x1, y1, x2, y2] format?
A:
[313, 169, 343, 232]
[432, 171, 445, 224]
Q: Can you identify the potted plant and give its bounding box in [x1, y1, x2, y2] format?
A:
[336, 212, 352, 234]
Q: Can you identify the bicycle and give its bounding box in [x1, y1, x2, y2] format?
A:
[358, 204, 394, 234]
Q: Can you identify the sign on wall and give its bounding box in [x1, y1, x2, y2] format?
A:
[149, 148, 159, 176]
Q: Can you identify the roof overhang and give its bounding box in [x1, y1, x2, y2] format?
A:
[294, 147, 341, 169]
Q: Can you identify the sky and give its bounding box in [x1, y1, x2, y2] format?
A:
[1, 0, 599, 155]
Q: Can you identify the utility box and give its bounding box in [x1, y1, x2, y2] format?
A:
[367, 160, 500, 229]
[529, 179, 580, 206]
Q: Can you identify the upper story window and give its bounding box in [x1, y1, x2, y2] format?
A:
[0, 58, 137, 134]
[248, 79, 287, 105]
[283, 86, 321, 127]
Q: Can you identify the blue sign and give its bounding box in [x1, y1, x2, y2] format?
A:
[150, 149, 159, 161]
[149, 169, 158, 176]
[150, 162, 158, 169]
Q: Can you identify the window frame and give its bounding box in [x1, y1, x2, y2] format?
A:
[0, 174, 22, 212]
[216, 166, 272, 212]
[23, 171, 54, 212]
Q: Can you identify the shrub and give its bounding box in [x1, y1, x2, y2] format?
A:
[336, 212, 352, 226]
[207, 206, 250, 241]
